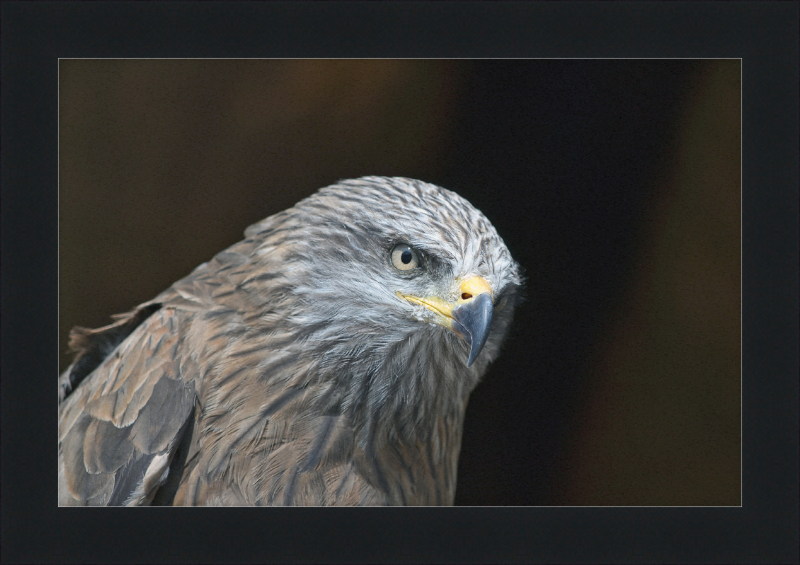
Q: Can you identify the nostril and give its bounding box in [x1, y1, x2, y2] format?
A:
[461, 293, 472, 300]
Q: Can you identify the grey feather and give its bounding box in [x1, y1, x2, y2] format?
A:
[59, 177, 521, 506]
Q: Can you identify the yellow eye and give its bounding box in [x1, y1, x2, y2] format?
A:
[391, 243, 420, 271]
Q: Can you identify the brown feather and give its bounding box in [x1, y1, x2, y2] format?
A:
[59, 177, 521, 506]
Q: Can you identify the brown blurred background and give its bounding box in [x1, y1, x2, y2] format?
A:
[59, 59, 740, 506]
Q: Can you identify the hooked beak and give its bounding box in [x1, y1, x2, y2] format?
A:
[451, 293, 494, 367]
[397, 276, 494, 367]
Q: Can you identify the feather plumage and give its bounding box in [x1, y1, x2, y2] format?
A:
[58, 177, 521, 506]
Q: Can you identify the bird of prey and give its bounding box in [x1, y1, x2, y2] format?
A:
[58, 176, 521, 506]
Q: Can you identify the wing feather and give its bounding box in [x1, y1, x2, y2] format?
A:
[58, 308, 196, 505]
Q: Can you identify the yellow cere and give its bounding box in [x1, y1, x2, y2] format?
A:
[396, 276, 493, 330]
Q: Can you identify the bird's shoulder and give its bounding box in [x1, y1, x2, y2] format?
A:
[58, 306, 198, 505]
[57, 232, 296, 505]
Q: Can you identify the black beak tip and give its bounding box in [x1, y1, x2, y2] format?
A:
[451, 293, 494, 367]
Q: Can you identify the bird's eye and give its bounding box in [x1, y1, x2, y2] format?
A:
[390, 243, 420, 271]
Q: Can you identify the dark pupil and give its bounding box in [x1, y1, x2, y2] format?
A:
[401, 249, 413, 264]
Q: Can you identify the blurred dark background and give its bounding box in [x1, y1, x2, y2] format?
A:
[59, 59, 740, 506]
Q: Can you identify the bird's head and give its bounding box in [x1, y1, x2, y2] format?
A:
[245, 177, 522, 382]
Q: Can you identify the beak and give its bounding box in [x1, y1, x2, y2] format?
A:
[451, 292, 494, 367]
[397, 276, 494, 367]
